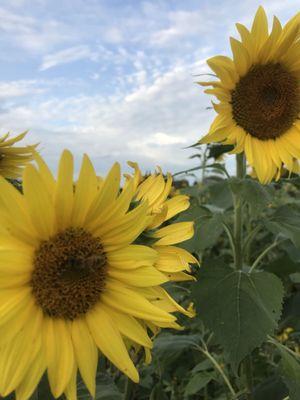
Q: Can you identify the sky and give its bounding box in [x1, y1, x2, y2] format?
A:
[0, 0, 299, 176]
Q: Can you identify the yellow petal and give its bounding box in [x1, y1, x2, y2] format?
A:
[103, 305, 152, 348]
[207, 56, 238, 89]
[86, 305, 139, 382]
[107, 245, 158, 270]
[0, 307, 42, 396]
[152, 222, 194, 246]
[100, 203, 150, 251]
[55, 150, 74, 230]
[236, 23, 254, 60]
[0, 248, 33, 274]
[230, 37, 250, 76]
[251, 6, 269, 54]
[164, 195, 190, 221]
[103, 280, 176, 323]
[15, 350, 46, 400]
[0, 177, 37, 245]
[0, 131, 27, 147]
[258, 16, 282, 63]
[23, 164, 55, 240]
[0, 298, 37, 346]
[0, 287, 31, 327]
[71, 154, 98, 227]
[71, 318, 98, 398]
[85, 163, 121, 224]
[87, 179, 134, 233]
[43, 318, 75, 398]
[34, 151, 56, 195]
[108, 266, 168, 287]
[64, 363, 77, 400]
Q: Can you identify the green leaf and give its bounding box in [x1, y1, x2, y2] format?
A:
[253, 376, 287, 400]
[229, 178, 272, 216]
[176, 204, 224, 253]
[207, 180, 233, 210]
[192, 264, 284, 368]
[279, 348, 300, 400]
[184, 371, 215, 396]
[207, 144, 234, 160]
[265, 205, 300, 248]
[264, 255, 300, 278]
[78, 373, 122, 400]
[192, 359, 215, 373]
[153, 333, 201, 372]
[153, 333, 201, 366]
[283, 242, 300, 263]
[150, 383, 169, 400]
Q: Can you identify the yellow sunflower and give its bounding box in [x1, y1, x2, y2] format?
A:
[126, 162, 198, 283]
[199, 7, 300, 183]
[0, 131, 36, 179]
[0, 150, 194, 400]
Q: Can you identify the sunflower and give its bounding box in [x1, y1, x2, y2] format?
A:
[127, 162, 198, 283]
[0, 150, 195, 400]
[199, 7, 300, 183]
[0, 131, 36, 179]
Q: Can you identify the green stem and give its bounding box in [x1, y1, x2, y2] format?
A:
[233, 154, 254, 400]
[124, 377, 135, 400]
[234, 153, 246, 270]
[201, 146, 208, 182]
[222, 222, 236, 259]
[249, 239, 284, 274]
[196, 346, 236, 398]
[243, 225, 261, 264]
[244, 356, 254, 400]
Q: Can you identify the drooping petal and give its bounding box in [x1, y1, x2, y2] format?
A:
[86, 305, 139, 382]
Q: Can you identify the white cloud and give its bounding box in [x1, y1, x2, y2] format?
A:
[0, 6, 75, 54]
[0, 80, 45, 98]
[0, 59, 212, 174]
[151, 132, 187, 145]
[39, 45, 98, 71]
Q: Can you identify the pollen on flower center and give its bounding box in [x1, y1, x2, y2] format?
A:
[231, 63, 299, 140]
[31, 227, 107, 320]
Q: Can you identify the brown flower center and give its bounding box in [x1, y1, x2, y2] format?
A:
[31, 228, 107, 320]
[231, 63, 299, 140]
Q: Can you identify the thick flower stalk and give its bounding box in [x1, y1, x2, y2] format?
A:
[199, 7, 300, 183]
[0, 151, 195, 400]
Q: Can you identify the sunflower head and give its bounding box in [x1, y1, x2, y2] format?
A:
[127, 162, 198, 283]
[0, 131, 37, 179]
[199, 7, 300, 183]
[0, 150, 196, 400]
[126, 161, 190, 229]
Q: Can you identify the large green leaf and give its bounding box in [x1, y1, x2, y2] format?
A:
[207, 180, 233, 210]
[265, 205, 300, 248]
[279, 349, 300, 400]
[229, 178, 272, 216]
[192, 264, 284, 368]
[176, 204, 224, 253]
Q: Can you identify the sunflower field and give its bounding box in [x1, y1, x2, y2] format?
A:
[0, 5, 300, 400]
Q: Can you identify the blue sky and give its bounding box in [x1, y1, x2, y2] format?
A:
[0, 0, 299, 176]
